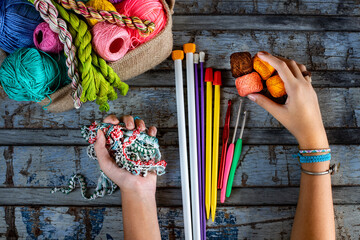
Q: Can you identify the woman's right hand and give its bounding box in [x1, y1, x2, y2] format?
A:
[247, 51, 329, 150]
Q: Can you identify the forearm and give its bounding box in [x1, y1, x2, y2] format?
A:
[291, 140, 335, 240]
[121, 190, 161, 240]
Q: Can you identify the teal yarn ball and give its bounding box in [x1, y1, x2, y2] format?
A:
[0, 48, 61, 103]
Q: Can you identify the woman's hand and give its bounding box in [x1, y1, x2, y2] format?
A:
[93, 115, 158, 196]
[247, 51, 329, 150]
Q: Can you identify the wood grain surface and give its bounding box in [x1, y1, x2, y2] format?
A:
[1, 0, 359, 239]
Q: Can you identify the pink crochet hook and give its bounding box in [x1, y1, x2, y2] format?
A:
[220, 99, 243, 203]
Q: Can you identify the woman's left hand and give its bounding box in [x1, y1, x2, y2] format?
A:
[94, 115, 158, 196]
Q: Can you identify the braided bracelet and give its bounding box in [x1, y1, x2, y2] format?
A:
[293, 153, 331, 163]
[301, 164, 338, 176]
[299, 148, 331, 154]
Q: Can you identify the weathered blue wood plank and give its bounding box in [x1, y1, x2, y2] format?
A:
[0, 145, 357, 188]
[168, 31, 360, 71]
[173, 0, 360, 16]
[1, 186, 360, 206]
[173, 16, 360, 31]
[0, 206, 359, 239]
[1, 88, 359, 129]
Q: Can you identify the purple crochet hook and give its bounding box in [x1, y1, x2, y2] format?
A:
[194, 53, 204, 239]
[200, 51, 206, 240]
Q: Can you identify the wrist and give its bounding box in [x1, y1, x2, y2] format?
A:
[121, 188, 156, 201]
[297, 129, 329, 150]
[301, 161, 330, 172]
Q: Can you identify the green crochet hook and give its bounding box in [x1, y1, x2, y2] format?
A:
[226, 110, 247, 198]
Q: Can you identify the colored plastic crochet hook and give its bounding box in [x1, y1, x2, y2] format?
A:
[211, 71, 222, 222]
[218, 100, 232, 189]
[220, 99, 243, 203]
[172, 50, 193, 240]
[205, 67, 213, 220]
[194, 53, 204, 240]
[184, 43, 201, 240]
[199, 52, 206, 240]
[226, 111, 247, 198]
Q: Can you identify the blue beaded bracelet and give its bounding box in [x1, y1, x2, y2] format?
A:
[293, 153, 331, 163]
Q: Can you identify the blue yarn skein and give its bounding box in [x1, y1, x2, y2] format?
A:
[0, 0, 42, 53]
[0, 48, 61, 103]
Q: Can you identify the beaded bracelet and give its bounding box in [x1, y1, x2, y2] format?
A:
[299, 148, 331, 154]
[293, 153, 331, 163]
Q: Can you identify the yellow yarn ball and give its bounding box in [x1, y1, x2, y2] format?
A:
[266, 75, 286, 98]
[86, 0, 117, 26]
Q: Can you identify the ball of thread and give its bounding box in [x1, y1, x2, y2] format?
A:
[115, 0, 167, 48]
[33, 22, 64, 54]
[86, 0, 117, 27]
[0, 0, 42, 53]
[266, 74, 286, 98]
[91, 22, 131, 62]
[109, 0, 123, 3]
[0, 48, 61, 102]
[235, 72, 263, 97]
[253, 53, 275, 80]
[230, 52, 253, 78]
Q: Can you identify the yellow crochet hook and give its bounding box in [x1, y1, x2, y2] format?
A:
[205, 67, 213, 220]
[211, 71, 222, 222]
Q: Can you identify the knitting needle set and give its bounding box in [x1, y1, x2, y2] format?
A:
[172, 44, 248, 239]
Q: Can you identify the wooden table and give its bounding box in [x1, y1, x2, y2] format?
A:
[1, 0, 360, 239]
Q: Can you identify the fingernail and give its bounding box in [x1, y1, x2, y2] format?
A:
[258, 51, 268, 56]
[247, 94, 256, 102]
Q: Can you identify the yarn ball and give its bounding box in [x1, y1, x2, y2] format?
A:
[0, 48, 61, 103]
[109, 0, 123, 3]
[235, 72, 263, 97]
[86, 0, 117, 26]
[33, 22, 64, 54]
[0, 0, 43, 53]
[253, 54, 275, 80]
[266, 74, 286, 98]
[115, 0, 167, 48]
[91, 22, 131, 62]
[230, 52, 253, 78]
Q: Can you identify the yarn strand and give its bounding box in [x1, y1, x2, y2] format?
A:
[32, 0, 82, 109]
[55, 1, 128, 111]
[57, 0, 155, 34]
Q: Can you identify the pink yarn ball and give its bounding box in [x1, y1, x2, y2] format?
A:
[91, 22, 131, 62]
[115, 0, 167, 48]
[33, 22, 64, 54]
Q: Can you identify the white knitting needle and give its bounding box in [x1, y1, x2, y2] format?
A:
[172, 50, 193, 240]
[184, 43, 201, 240]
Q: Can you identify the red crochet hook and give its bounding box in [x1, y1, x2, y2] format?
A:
[217, 100, 231, 189]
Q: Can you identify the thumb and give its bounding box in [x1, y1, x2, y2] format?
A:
[94, 130, 119, 177]
[247, 93, 285, 120]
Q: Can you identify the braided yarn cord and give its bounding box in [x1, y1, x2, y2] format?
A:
[58, 0, 155, 34]
[55, 1, 129, 111]
[33, 0, 82, 108]
[52, 122, 167, 200]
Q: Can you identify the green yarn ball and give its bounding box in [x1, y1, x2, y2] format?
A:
[0, 48, 61, 103]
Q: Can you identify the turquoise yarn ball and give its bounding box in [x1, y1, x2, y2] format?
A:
[0, 48, 61, 103]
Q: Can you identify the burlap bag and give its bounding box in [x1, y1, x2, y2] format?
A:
[32, 0, 174, 113]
